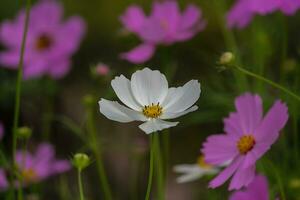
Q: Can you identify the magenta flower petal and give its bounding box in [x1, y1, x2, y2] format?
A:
[280, 0, 300, 14]
[227, 0, 254, 29]
[209, 157, 243, 188]
[224, 112, 244, 137]
[254, 101, 288, 145]
[229, 164, 255, 190]
[120, 43, 155, 64]
[48, 59, 71, 79]
[52, 160, 71, 174]
[202, 134, 238, 165]
[230, 174, 269, 200]
[120, 5, 146, 33]
[227, 0, 300, 29]
[234, 93, 262, 134]
[180, 5, 202, 30]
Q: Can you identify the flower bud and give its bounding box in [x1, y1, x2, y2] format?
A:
[16, 127, 32, 139]
[219, 52, 234, 65]
[82, 94, 95, 107]
[72, 153, 90, 171]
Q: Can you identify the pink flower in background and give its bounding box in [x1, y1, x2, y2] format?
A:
[202, 93, 288, 190]
[0, 0, 86, 79]
[229, 174, 269, 200]
[95, 63, 110, 76]
[227, 0, 300, 29]
[120, 1, 206, 63]
[0, 122, 4, 140]
[0, 169, 8, 190]
[0, 143, 71, 189]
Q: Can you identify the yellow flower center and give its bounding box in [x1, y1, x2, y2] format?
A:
[197, 155, 212, 169]
[21, 168, 38, 183]
[35, 34, 52, 51]
[142, 103, 163, 118]
[237, 135, 256, 154]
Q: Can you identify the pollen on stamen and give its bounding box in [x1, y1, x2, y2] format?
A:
[237, 135, 256, 154]
[197, 155, 212, 169]
[142, 103, 163, 119]
[35, 34, 52, 51]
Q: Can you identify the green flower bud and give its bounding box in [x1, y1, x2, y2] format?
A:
[82, 94, 95, 107]
[16, 127, 32, 139]
[72, 153, 91, 171]
[219, 52, 234, 65]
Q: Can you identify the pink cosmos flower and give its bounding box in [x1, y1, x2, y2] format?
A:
[227, 0, 300, 29]
[0, 143, 71, 189]
[120, 1, 206, 63]
[201, 93, 288, 190]
[229, 174, 269, 200]
[0, 0, 86, 79]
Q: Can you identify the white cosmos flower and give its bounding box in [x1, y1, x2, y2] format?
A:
[173, 155, 228, 184]
[98, 68, 201, 134]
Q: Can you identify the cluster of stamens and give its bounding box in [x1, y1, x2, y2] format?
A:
[142, 103, 163, 118]
[21, 168, 38, 183]
[197, 155, 212, 169]
[35, 34, 52, 51]
[237, 135, 256, 154]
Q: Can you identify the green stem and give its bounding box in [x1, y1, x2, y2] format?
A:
[77, 170, 85, 200]
[154, 134, 164, 200]
[145, 134, 154, 200]
[12, 0, 31, 163]
[86, 107, 112, 200]
[266, 160, 286, 200]
[11, 0, 31, 199]
[233, 65, 300, 102]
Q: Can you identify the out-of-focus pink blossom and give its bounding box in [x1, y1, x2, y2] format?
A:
[229, 174, 269, 200]
[0, 143, 71, 189]
[227, 0, 300, 29]
[95, 63, 110, 76]
[120, 1, 206, 63]
[0, 0, 86, 79]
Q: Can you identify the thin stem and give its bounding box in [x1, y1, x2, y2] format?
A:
[145, 134, 154, 200]
[11, 0, 31, 199]
[233, 65, 300, 102]
[77, 170, 85, 200]
[154, 134, 164, 200]
[86, 107, 112, 200]
[12, 0, 31, 163]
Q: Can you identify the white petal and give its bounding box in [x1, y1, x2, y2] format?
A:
[173, 164, 200, 173]
[138, 119, 178, 134]
[161, 105, 198, 120]
[111, 75, 142, 111]
[131, 68, 168, 106]
[176, 171, 204, 183]
[162, 80, 201, 113]
[173, 164, 219, 183]
[99, 99, 146, 123]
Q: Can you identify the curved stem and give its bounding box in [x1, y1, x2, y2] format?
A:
[78, 170, 85, 200]
[11, 0, 31, 199]
[145, 134, 154, 200]
[86, 107, 112, 200]
[233, 65, 300, 102]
